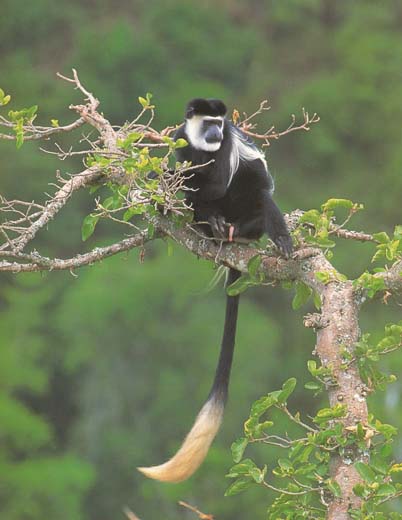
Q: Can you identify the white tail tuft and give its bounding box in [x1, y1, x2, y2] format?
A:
[138, 397, 224, 483]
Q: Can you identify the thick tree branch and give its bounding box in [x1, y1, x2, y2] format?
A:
[316, 283, 367, 519]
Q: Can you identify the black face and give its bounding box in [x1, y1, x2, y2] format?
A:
[203, 118, 224, 144]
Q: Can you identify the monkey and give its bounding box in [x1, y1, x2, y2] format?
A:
[138, 98, 292, 483]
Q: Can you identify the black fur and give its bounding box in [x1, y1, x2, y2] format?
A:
[177, 100, 292, 427]
[175, 99, 293, 406]
[185, 98, 227, 119]
[175, 103, 292, 254]
[138, 99, 293, 483]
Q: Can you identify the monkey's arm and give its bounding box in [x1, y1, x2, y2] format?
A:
[230, 189, 293, 257]
[263, 192, 293, 257]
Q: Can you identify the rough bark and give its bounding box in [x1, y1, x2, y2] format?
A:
[316, 283, 367, 518]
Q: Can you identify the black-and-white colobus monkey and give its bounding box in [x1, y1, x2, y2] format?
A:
[138, 99, 292, 483]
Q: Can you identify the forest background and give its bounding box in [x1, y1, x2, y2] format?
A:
[1, 1, 402, 518]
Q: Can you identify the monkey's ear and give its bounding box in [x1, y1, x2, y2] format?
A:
[185, 107, 195, 119]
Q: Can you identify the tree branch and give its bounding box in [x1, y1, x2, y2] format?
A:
[377, 259, 402, 293]
[0, 116, 86, 141]
[0, 167, 102, 254]
[0, 230, 153, 273]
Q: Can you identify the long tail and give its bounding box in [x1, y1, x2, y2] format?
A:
[138, 268, 241, 483]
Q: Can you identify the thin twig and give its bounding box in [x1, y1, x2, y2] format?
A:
[178, 501, 214, 520]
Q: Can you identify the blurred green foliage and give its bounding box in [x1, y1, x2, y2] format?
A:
[1, 1, 402, 518]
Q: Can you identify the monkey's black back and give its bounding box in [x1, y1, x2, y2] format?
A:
[175, 121, 285, 244]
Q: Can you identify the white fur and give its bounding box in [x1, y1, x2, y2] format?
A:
[138, 397, 224, 482]
[185, 115, 224, 152]
[229, 126, 270, 189]
[185, 118, 272, 192]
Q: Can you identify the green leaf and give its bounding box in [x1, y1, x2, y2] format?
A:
[277, 378, 297, 404]
[376, 483, 396, 496]
[354, 462, 376, 484]
[174, 138, 188, 148]
[314, 235, 336, 248]
[307, 360, 317, 375]
[278, 458, 293, 471]
[353, 483, 366, 497]
[123, 205, 146, 221]
[250, 394, 277, 417]
[254, 421, 274, 437]
[373, 232, 390, 244]
[26, 104, 38, 119]
[354, 272, 386, 298]
[327, 479, 342, 498]
[313, 405, 346, 425]
[0, 90, 11, 106]
[247, 254, 262, 279]
[375, 421, 397, 439]
[16, 131, 24, 149]
[321, 198, 355, 212]
[147, 222, 155, 239]
[226, 274, 253, 296]
[370, 456, 388, 475]
[89, 184, 101, 194]
[226, 459, 257, 478]
[231, 437, 248, 463]
[292, 281, 312, 309]
[315, 271, 331, 284]
[138, 96, 148, 108]
[51, 119, 59, 127]
[394, 225, 402, 239]
[299, 209, 321, 226]
[81, 214, 99, 241]
[249, 465, 266, 483]
[304, 381, 322, 391]
[224, 477, 253, 496]
[244, 416, 259, 437]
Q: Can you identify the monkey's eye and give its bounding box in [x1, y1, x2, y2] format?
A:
[205, 120, 223, 128]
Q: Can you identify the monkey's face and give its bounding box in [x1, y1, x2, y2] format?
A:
[185, 115, 224, 152]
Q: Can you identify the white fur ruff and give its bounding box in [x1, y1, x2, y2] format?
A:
[185, 115, 223, 152]
[138, 397, 224, 483]
[229, 126, 269, 188]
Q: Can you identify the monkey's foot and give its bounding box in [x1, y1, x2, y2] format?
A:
[274, 234, 293, 258]
[208, 215, 231, 240]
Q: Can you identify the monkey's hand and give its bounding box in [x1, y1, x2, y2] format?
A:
[208, 215, 232, 240]
[273, 234, 293, 259]
[208, 218, 249, 244]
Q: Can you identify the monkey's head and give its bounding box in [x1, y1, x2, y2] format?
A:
[184, 98, 227, 152]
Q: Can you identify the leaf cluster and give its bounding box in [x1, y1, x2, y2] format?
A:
[296, 198, 363, 253]
[341, 323, 402, 392]
[225, 342, 402, 518]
